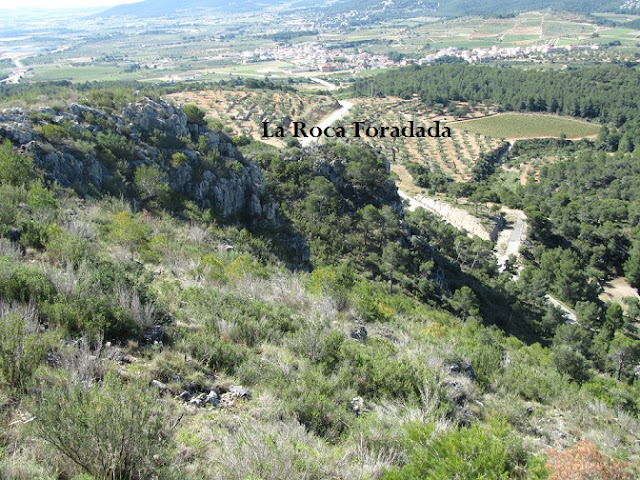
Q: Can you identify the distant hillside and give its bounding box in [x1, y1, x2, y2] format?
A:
[324, 0, 436, 15]
[434, 0, 637, 16]
[325, 0, 639, 19]
[96, 0, 639, 20]
[95, 0, 287, 17]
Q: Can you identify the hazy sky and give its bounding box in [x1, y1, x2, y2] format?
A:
[1, 0, 140, 9]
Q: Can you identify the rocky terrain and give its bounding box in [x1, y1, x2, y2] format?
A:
[0, 98, 276, 224]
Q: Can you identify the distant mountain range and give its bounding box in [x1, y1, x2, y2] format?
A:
[434, 0, 637, 16]
[96, 0, 639, 18]
[95, 0, 288, 17]
[326, 0, 637, 17]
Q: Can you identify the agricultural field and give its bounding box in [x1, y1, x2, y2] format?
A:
[335, 99, 600, 183]
[340, 98, 505, 181]
[390, 12, 607, 53]
[167, 88, 339, 145]
[6, 8, 640, 85]
[452, 113, 600, 139]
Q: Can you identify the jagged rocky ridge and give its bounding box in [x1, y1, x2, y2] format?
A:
[0, 98, 276, 224]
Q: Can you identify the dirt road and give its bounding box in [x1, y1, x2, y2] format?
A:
[300, 99, 354, 147]
[495, 207, 527, 272]
[399, 191, 491, 241]
[308, 77, 338, 91]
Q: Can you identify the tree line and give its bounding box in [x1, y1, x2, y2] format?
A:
[351, 64, 640, 151]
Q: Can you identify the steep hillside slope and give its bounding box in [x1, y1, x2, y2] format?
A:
[0, 88, 638, 479]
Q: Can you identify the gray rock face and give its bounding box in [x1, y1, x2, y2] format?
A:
[350, 396, 364, 416]
[143, 325, 164, 343]
[122, 100, 189, 138]
[0, 123, 33, 145]
[28, 144, 111, 194]
[229, 385, 251, 399]
[150, 379, 168, 392]
[205, 391, 220, 407]
[462, 362, 477, 381]
[350, 325, 368, 343]
[0, 99, 277, 225]
[176, 383, 249, 409]
[8, 227, 21, 243]
[448, 361, 477, 382]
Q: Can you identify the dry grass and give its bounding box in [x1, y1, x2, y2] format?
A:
[185, 416, 340, 480]
[599, 277, 639, 307]
[0, 239, 23, 259]
[44, 263, 80, 297]
[0, 453, 57, 480]
[58, 334, 106, 387]
[116, 285, 156, 330]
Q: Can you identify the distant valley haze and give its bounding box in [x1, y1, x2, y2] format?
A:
[0, 0, 140, 9]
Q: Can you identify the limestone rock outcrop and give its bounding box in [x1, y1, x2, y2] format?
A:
[0, 99, 276, 225]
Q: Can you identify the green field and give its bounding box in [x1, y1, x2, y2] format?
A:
[452, 113, 601, 139]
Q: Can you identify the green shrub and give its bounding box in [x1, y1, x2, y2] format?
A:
[18, 218, 53, 249]
[39, 122, 75, 142]
[582, 376, 639, 415]
[0, 257, 54, 303]
[499, 357, 566, 404]
[307, 264, 353, 298]
[41, 295, 138, 341]
[31, 371, 174, 480]
[0, 140, 33, 187]
[170, 152, 188, 168]
[182, 104, 206, 125]
[0, 184, 24, 236]
[45, 231, 90, 268]
[134, 165, 171, 206]
[287, 367, 354, 441]
[339, 339, 423, 401]
[0, 304, 55, 391]
[459, 324, 505, 387]
[551, 345, 592, 384]
[27, 179, 57, 211]
[148, 130, 187, 149]
[82, 258, 147, 296]
[207, 119, 224, 132]
[108, 211, 151, 249]
[199, 254, 226, 282]
[179, 329, 246, 374]
[383, 420, 549, 480]
[198, 288, 296, 347]
[96, 132, 135, 166]
[318, 330, 345, 374]
[231, 135, 250, 147]
[0, 455, 58, 480]
[351, 279, 395, 322]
